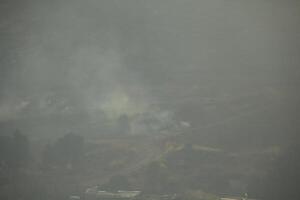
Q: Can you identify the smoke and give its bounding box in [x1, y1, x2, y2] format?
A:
[0, 0, 299, 136]
[0, 0, 184, 135]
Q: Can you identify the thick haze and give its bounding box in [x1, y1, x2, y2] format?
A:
[0, 0, 299, 137]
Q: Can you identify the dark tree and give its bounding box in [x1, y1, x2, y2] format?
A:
[143, 161, 169, 194]
[102, 175, 131, 191]
[42, 133, 84, 168]
[12, 130, 30, 168]
[249, 142, 300, 200]
[0, 130, 30, 169]
[116, 114, 131, 135]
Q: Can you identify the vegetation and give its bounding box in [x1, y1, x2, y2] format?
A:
[249, 141, 300, 200]
[0, 130, 30, 169]
[0, 125, 299, 200]
[42, 132, 84, 168]
[102, 175, 131, 191]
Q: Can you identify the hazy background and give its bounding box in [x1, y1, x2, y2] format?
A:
[1, 1, 300, 200]
[0, 0, 299, 139]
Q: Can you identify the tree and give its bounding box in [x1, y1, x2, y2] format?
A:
[0, 130, 30, 169]
[143, 161, 169, 194]
[12, 130, 30, 168]
[249, 143, 300, 200]
[102, 175, 131, 191]
[116, 114, 131, 135]
[42, 133, 84, 168]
